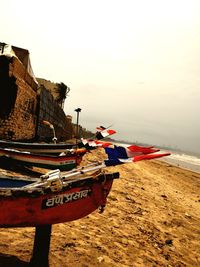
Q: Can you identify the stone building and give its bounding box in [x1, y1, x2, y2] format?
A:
[0, 42, 72, 142]
[36, 85, 73, 141]
[0, 43, 38, 140]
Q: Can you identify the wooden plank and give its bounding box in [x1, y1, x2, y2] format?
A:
[30, 225, 52, 267]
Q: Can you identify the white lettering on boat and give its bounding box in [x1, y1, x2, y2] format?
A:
[42, 189, 91, 209]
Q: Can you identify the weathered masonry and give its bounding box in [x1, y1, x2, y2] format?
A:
[36, 85, 73, 142]
[0, 42, 72, 142]
[0, 43, 38, 140]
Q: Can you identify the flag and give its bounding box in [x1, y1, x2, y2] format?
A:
[104, 146, 171, 166]
[79, 138, 112, 150]
[131, 153, 171, 162]
[113, 145, 160, 158]
[79, 138, 97, 150]
[104, 145, 160, 159]
[95, 140, 112, 148]
[95, 129, 116, 140]
[96, 126, 106, 132]
[104, 152, 171, 166]
[128, 144, 154, 152]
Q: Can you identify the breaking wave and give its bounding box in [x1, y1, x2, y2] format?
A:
[160, 151, 200, 173]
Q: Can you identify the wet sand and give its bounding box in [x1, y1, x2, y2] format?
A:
[0, 149, 199, 267]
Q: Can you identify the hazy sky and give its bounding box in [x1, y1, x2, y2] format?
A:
[1, 0, 200, 154]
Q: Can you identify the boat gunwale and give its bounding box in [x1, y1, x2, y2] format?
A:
[0, 140, 75, 150]
[0, 172, 120, 197]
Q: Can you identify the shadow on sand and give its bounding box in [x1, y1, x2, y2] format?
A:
[0, 157, 44, 177]
[0, 253, 29, 267]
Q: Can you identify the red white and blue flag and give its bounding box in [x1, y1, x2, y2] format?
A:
[104, 146, 170, 166]
[113, 145, 160, 158]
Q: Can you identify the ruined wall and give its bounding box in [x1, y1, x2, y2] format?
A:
[0, 56, 38, 140]
[0, 53, 73, 142]
[36, 86, 73, 142]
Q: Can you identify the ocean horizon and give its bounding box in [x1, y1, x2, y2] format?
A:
[112, 141, 200, 174]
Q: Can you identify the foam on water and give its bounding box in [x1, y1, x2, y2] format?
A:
[161, 152, 200, 173]
[112, 141, 200, 173]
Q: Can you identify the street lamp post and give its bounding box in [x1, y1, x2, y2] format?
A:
[74, 108, 82, 149]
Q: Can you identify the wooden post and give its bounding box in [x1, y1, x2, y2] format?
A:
[30, 224, 52, 267]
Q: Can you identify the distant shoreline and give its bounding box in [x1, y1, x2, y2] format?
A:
[111, 140, 200, 174]
[110, 139, 200, 157]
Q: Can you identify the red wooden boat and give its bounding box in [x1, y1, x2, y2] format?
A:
[0, 144, 170, 228]
[0, 125, 116, 154]
[0, 163, 119, 227]
[0, 147, 86, 171]
[0, 139, 75, 154]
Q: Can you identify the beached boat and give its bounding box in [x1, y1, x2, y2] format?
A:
[0, 164, 119, 227]
[0, 126, 116, 154]
[0, 140, 75, 154]
[0, 145, 171, 228]
[0, 148, 86, 171]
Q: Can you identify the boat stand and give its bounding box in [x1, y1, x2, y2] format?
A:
[30, 224, 52, 267]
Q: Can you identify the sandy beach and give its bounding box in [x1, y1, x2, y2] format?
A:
[0, 148, 199, 267]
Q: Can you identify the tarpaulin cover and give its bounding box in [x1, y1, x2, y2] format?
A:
[0, 42, 38, 84]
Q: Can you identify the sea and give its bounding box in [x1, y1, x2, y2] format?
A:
[159, 150, 200, 174]
[112, 142, 200, 174]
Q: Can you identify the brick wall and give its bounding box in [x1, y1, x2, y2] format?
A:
[0, 56, 38, 140]
[0, 55, 73, 142]
[36, 86, 73, 142]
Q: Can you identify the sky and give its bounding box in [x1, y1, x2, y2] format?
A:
[1, 0, 200, 154]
